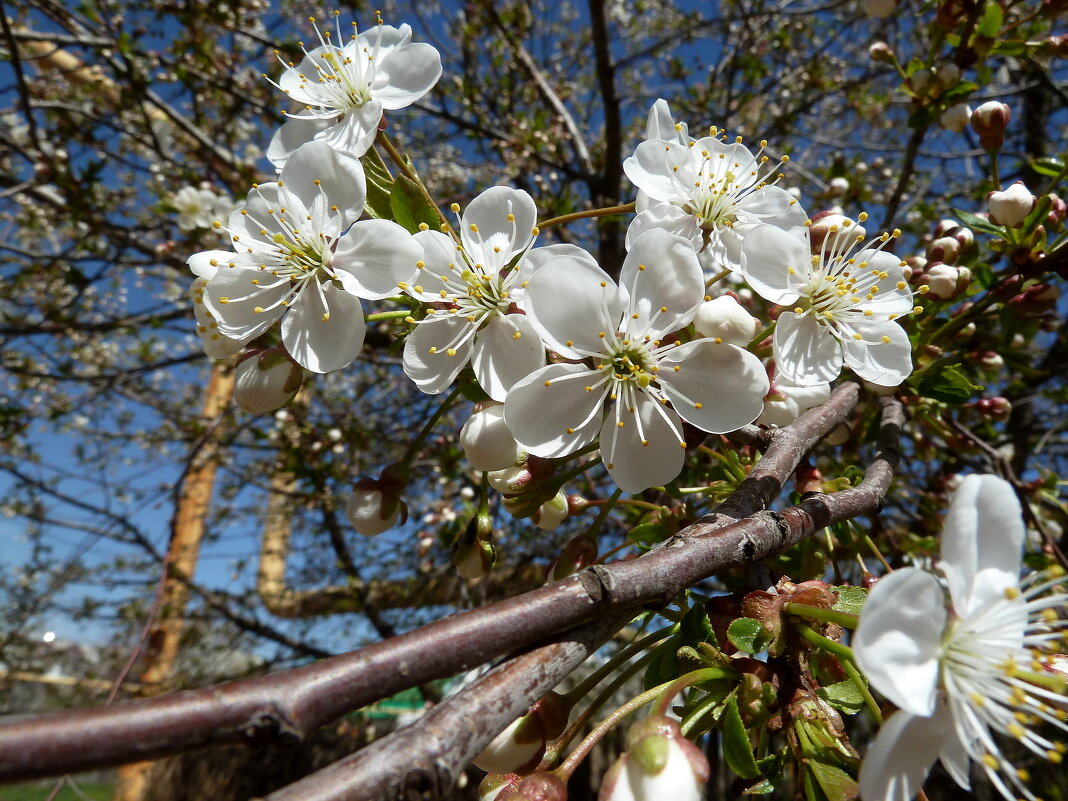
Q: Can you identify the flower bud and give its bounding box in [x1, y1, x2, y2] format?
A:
[936, 63, 961, 88]
[499, 773, 568, 801]
[939, 102, 971, 133]
[233, 350, 302, 414]
[827, 176, 850, 196]
[971, 101, 1011, 150]
[547, 533, 599, 581]
[488, 463, 532, 495]
[692, 295, 760, 346]
[453, 514, 496, 579]
[599, 717, 709, 801]
[869, 41, 895, 62]
[935, 0, 967, 28]
[923, 263, 965, 301]
[460, 402, 524, 471]
[909, 68, 932, 95]
[988, 182, 1035, 228]
[861, 0, 896, 17]
[926, 236, 960, 265]
[759, 376, 831, 427]
[480, 774, 522, 801]
[976, 397, 1012, 418]
[473, 715, 546, 775]
[533, 489, 569, 531]
[346, 477, 405, 536]
[1047, 193, 1067, 226]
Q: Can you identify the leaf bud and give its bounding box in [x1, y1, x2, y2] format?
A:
[233, 350, 302, 414]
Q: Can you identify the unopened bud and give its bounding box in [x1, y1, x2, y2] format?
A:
[233, 350, 302, 414]
[547, 534, 599, 581]
[599, 717, 709, 801]
[794, 463, 823, 495]
[473, 716, 546, 775]
[488, 463, 533, 495]
[939, 102, 971, 133]
[692, 295, 761, 346]
[936, 63, 961, 88]
[869, 41, 895, 62]
[827, 176, 850, 196]
[479, 774, 521, 801]
[926, 236, 961, 265]
[346, 478, 405, 536]
[533, 489, 569, 531]
[1047, 193, 1067, 226]
[988, 182, 1035, 228]
[909, 68, 932, 95]
[971, 101, 1011, 150]
[453, 516, 496, 579]
[460, 403, 524, 471]
[1008, 282, 1058, 316]
[923, 263, 966, 301]
[500, 773, 568, 801]
[975, 350, 1004, 371]
[976, 397, 1012, 418]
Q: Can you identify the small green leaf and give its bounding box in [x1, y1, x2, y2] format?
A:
[952, 208, 1003, 235]
[362, 148, 395, 220]
[816, 680, 866, 715]
[976, 2, 1003, 38]
[916, 363, 983, 405]
[831, 586, 867, 616]
[389, 175, 439, 233]
[727, 617, 773, 654]
[1030, 156, 1065, 178]
[807, 761, 859, 801]
[723, 694, 761, 780]
[629, 521, 668, 546]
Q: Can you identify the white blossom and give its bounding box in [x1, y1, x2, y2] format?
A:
[854, 475, 1068, 801]
[739, 215, 917, 387]
[266, 15, 442, 168]
[400, 187, 547, 401]
[504, 229, 769, 494]
[623, 101, 807, 271]
[193, 141, 422, 373]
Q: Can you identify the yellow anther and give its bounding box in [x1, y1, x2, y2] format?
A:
[513, 331, 521, 340]
[881, 335, 891, 344]
[446, 348, 457, 356]
[450, 203, 461, 213]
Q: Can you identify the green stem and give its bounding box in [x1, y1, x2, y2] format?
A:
[583, 486, 623, 539]
[790, 619, 854, 663]
[924, 293, 997, 347]
[375, 130, 452, 232]
[653, 666, 740, 717]
[842, 657, 883, 724]
[365, 309, 413, 322]
[748, 321, 776, 351]
[989, 150, 1001, 190]
[554, 678, 676, 780]
[704, 268, 731, 289]
[679, 690, 722, 737]
[783, 602, 859, 630]
[562, 622, 677, 707]
[539, 202, 636, 230]
[401, 386, 462, 466]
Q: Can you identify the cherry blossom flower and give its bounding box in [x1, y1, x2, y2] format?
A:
[599, 716, 709, 801]
[504, 229, 768, 493]
[266, 15, 442, 168]
[193, 141, 422, 373]
[739, 215, 918, 387]
[757, 373, 831, 427]
[854, 475, 1068, 801]
[623, 101, 807, 270]
[400, 186, 547, 401]
[173, 186, 229, 231]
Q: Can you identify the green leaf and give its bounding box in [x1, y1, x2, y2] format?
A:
[1022, 195, 1052, 235]
[679, 601, 714, 647]
[916, 363, 983, 405]
[727, 617, 773, 654]
[629, 521, 669, 547]
[831, 586, 867, 616]
[807, 761, 859, 801]
[362, 148, 395, 220]
[940, 81, 978, 103]
[976, 2, 1003, 38]
[1030, 156, 1065, 178]
[952, 208, 1003, 235]
[723, 694, 761, 779]
[816, 680, 866, 715]
[390, 174, 440, 233]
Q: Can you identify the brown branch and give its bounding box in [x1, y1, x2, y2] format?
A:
[0, 390, 900, 787]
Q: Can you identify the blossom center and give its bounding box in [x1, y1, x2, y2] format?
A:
[602, 338, 656, 385]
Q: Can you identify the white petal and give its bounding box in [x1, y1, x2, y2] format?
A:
[472, 314, 546, 402]
[504, 364, 604, 458]
[624, 204, 701, 251]
[461, 186, 538, 268]
[739, 224, 808, 304]
[937, 713, 974, 791]
[940, 474, 1024, 616]
[853, 568, 946, 716]
[623, 140, 692, 203]
[736, 185, 808, 229]
[657, 341, 768, 433]
[522, 255, 624, 359]
[600, 392, 686, 493]
[190, 277, 247, 359]
[854, 250, 915, 317]
[333, 219, 423, 299]
[204, 265, 289, 340]
[375, 42, 442, 109]
[858, 711, 949, 801]
[409, 229, 459, 300]
[280, 141, 366, 230]
[266, 117, 331, 171]
[402, 315, 475, 394]
[619, 230, 703, 339]
[516, 243, 597, 299]
[644, 98, 680, 142]
[773, 312, 842, 386]
[839, 319, 913, 386]
[281, 282, 365, 373]
[314, 102, 382, 159]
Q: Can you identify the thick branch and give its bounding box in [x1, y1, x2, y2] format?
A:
[0, 392, 900, 786]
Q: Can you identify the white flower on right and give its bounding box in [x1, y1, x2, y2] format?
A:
[739, 216, 917, 387]
[623, 100, 807, 270]
[266, 15, 442, 168]
[504, 229, 769, 493]
[854, 474, 1068, 801]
